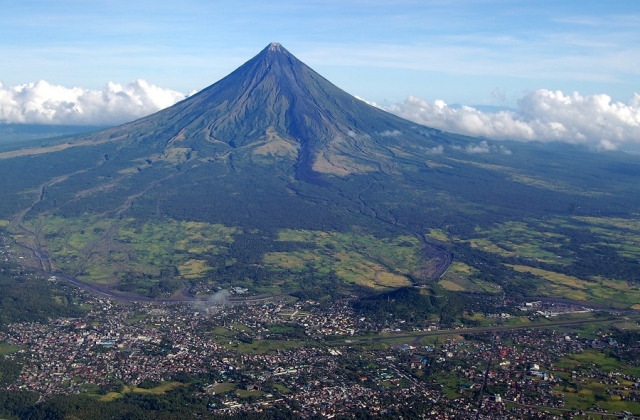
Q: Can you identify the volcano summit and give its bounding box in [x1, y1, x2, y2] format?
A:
[2, 43, 640, 302]
[70, 42, 448, 181]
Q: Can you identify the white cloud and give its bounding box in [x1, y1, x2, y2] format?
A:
[491, 87, 506, 102]
[0, 79, 186, 126]
[3, 78, 639, 153]
[499, 145, 512, 155]
[383, 90, 640, 150]
[466, 141, 490, 154]
[379, 129, 401, 137]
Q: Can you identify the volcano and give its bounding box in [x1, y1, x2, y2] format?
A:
[73, 42, 446, 181]
[2, 43, 640, 300]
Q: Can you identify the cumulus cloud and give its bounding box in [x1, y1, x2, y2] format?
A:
[499, 145, 512, 155]
[491, 87, 506, 102]
[466, 141, 491, 154]
[4, 78, 639, 152]
[383, 90, 640, 151]
[0, 79, 187, 126]
[379, 129, 402, 137]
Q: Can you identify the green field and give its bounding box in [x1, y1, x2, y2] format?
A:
[508, 265, 640, 306]
[17, 215, 238, 284]
[100, 382, 183, 402]
[552, 350, 640, 414]
[13, 214, 428, 294]
[0, 343, 22, 356]
[439, 262, 501, 294]
[460, 220, 572, 264]
[236, 389, 265, 398]
[211, 382, 237, 394]
[265, 229, 423, 289]
[447, 158, 606, 198]
[573, 216, 640, 261]
[431, 216, 640, 308]
[225, 339, 301, 354]
[13, 211, 640, 307]
[231, 323, 254, 333]
[273, 383, 292, 394]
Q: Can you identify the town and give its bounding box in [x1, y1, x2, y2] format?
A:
[1, 272, 639, 419]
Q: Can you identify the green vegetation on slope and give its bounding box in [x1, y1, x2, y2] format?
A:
[0, 262, 84, 326]
[1, 63, 640, 304]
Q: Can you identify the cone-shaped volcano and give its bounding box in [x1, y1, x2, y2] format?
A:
[86, 42, 442, 180]
[171, 42, 412, 146]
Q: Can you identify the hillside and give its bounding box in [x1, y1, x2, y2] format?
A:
[0, 43, 639, 305]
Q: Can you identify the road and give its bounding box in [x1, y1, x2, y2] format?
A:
[327, 314, 640, 347]
[43, 270, 284, 304]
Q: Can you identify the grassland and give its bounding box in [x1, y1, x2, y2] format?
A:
[100, 382, 183, 402]
[572, 216, 640, 261]
[465, 221, 571, 264]
[273, 383, 292, 394]
[439, 262, 501, 294]
[225, 339, 301, 354]
[14, 213, 428, 293]
[426, 229, 449, 242]
[114, 218, 238, 279]
[264, 230, 423, 289]
[427, 220, 572, 265]
[211, 382, 237, 394]
[0, 343, 22, 356]
[446, 158, 606, 197]
[427, 216, 640, 308]
[10, 205, 640, 306]
[236, 389, 265, 398]
[207, 382, 268, 399]
[231, 323, 254, 333]
[552, 350, 640, 414]
[508, 265, 640, 307]
[18, 215, 239, 284]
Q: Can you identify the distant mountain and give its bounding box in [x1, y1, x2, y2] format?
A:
[1, 43, 639, 303]
[0, 124, 107, 144]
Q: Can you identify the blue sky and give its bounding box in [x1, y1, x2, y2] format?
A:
[1, 0, 638, 106]
[1, 0, 639, 150]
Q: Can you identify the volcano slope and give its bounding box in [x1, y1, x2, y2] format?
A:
[1, 43, 640, 304]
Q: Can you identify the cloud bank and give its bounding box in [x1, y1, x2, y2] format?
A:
[382, 90, 640, 151]
[1, 78, 639, 151]
[0, 80, 186, 126]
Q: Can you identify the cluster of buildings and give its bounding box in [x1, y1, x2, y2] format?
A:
[0, 269, 638, 417]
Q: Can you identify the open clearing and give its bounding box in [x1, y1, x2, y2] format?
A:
[463, 221, 572, 265]
[226, 339, 301, 354]
[100, 382, 183, 402]
[12, 214, 429, 293]
[439, 262, 501, 294]
[264, 229, 423, 289]
[17, 215, 238, 284]
[0, 343, 22, 355]
[552, 350, 640, 413]
[435, 216, 640, 308]
[508, 265, 640, 307]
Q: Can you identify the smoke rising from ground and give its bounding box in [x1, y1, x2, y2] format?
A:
[208, 289, 231, 306]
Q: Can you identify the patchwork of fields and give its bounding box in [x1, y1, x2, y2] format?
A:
[430, 216, 640, 308]
[6, 209, 640, 307]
